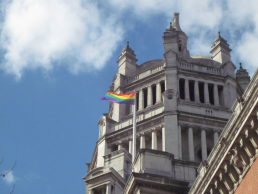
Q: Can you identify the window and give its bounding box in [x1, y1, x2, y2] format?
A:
[179, 79, 185, 99]
[199, 82, 205, 103]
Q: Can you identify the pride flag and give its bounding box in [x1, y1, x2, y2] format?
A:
[101, 91, 135, 104]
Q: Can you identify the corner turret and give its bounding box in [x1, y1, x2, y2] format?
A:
[210, 32, 231, 64]
[236, 63, 250, 91]
[117, 42, 138, 76]
[162, 13, 190, 58]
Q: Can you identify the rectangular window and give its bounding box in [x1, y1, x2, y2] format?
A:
[152, 85, 156, 105]
[208, 84, 214, 105]
[199, 82, 205, 103]
[143, 88, 148, 108]
[189, 80, 195, 101]
[179, 79, 185, 100]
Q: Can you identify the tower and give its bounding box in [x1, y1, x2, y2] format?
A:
[83, 13, 249, 194]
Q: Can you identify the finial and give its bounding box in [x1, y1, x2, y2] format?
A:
[127, 41, 129, 47]
[240, 63, 242, 69]
[218, 31, 221, 38]
[172, 13, 181, 31]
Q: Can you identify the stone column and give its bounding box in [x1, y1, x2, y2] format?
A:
[162, 127, 165, 151]
[201, 128, 208, 161]
[147, 86, 153, 107]
[214, 84, 220, 106]
[89, 190, 94, 194]
[117, 141, 122, 150]
[178, 124, 182, 159]
[106, 183, 111, 194]
[156, 82, 162, 103]
[129, 138, 132, 154]
[152, 129, 157, 150]
[140, 133, 146, 149]
[139, 89, 143, 110]
[214, 129, 219, 146]
[188, 126, 195, 161]
[185, 79, 190, 100]
[194, 80, 200, 102]
[204, 82, 210, 104]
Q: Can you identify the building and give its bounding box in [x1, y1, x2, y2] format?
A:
[82, 13, 250, 194]
[189, 68, 258, 194]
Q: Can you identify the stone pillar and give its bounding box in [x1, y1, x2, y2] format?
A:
[214, 84, 220, 106]
[156, 82, 162, 103]
[139, 89, 143, 110]
[204, 82, 210, 104]
[162, 127, 165, 151]
[188, 126, 195, 161]
[185, 79, 190, 100]
[194, 80, 200, 102]
[152, 129, 157, 150]
[178, 125, 182, 159]
[214, 129, 219, 146]
[140, 133, 146, 149]
[89, 189, 94, 194]
[117, 141, 122, 150]
[106, 183, 111, 194]
[201, 128, 208, 161]
[147, 86, 153, 107]
[129, 138, 132, 154]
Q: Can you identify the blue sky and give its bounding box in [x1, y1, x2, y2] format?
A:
[0, 0, 257, 193]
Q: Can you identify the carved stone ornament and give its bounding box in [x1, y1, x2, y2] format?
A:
[162, 89, 175, 100]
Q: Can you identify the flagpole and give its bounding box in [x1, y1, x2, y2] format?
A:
[132, 90, 137, 165]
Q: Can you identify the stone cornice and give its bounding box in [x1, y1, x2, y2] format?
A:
[123, 172, 189, 194]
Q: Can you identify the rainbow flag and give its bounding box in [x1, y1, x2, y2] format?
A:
[101, 91, 135, 104]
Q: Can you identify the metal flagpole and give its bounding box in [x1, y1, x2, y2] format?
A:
[132, 91, 137, 164]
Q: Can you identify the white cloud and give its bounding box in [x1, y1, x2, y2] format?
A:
[107, 0, 258, 73]
[0, 0, 123, 79]
[0, 0, 257, 79]
[2, 171, 15, 184]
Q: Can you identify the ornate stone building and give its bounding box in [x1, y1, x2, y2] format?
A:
[189, 69, 258, 194]
[82, 13, 250, 194]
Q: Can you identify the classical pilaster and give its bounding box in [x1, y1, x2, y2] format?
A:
[106, 183, 111, 194]
[140, 133, 146, 149]
[147, 86, 153, 107]
[204, 82, 210, 104]
[214, 84, 220, 106]
[194, 80, 200, 102]
[152, 129, 157, 150]
[139, 89, 143, 110]
[213, 129, 219, 146]
[89, 189, 94, 194]
[178, 124, 182, 159]
[185, 79, 190, 100]
[156, 82, 162, 103]
[201, 128, 208, 161]
[188, 126, 195, 161]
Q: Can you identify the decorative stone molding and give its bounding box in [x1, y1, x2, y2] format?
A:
[162, 89, 176, 100]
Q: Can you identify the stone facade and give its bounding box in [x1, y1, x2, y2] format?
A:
[189, 68, 258, 194]
[82, 13, 250, 194]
